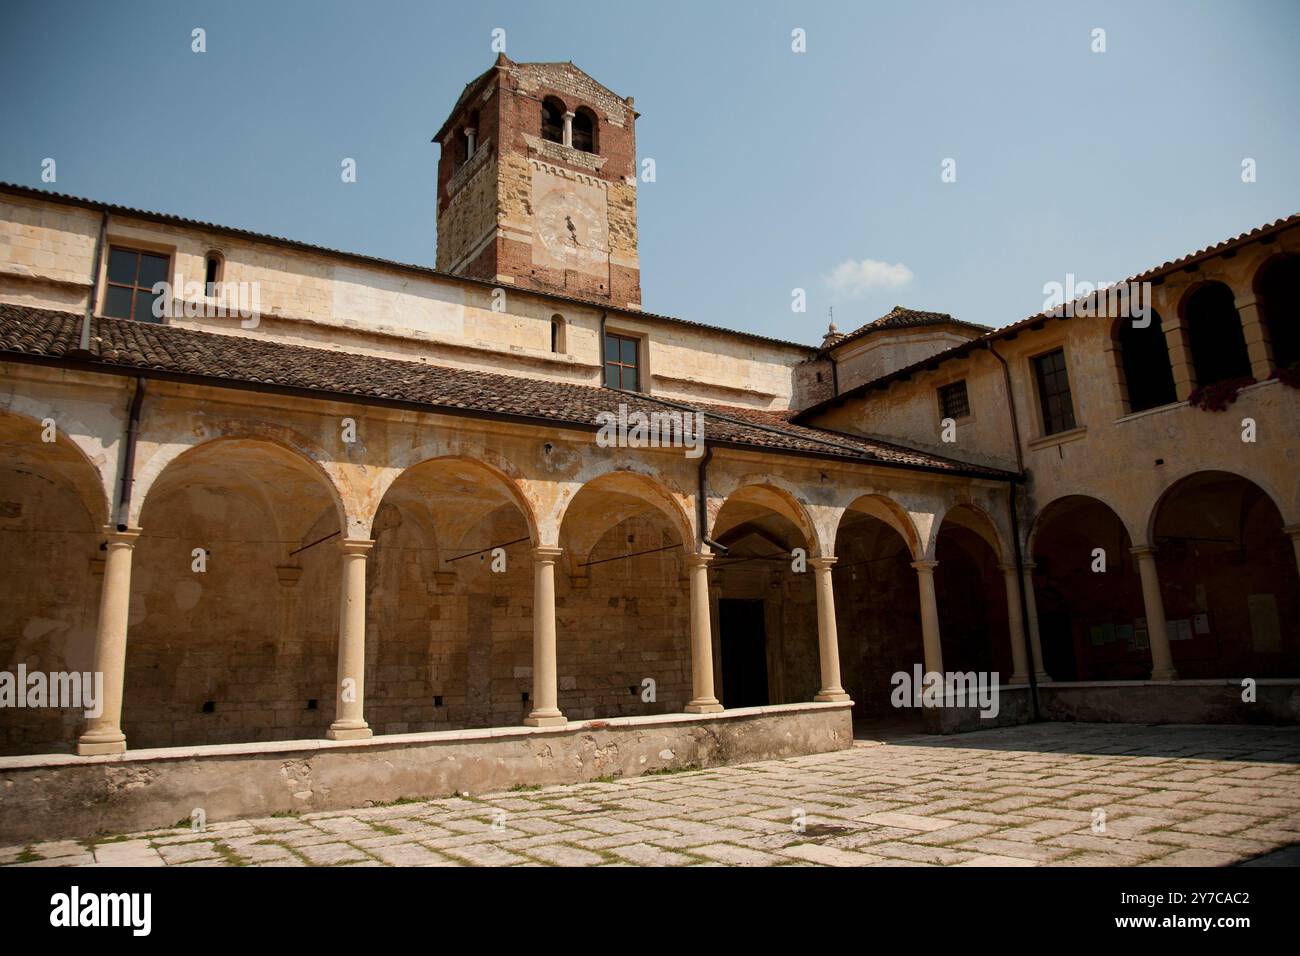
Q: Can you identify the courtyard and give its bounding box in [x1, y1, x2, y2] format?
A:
[4, 722, 1298, 868]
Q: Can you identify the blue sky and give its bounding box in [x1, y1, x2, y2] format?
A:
[2, 0, 1298, 345]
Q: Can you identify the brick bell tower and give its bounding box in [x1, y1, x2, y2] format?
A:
[433, 54, 642, 310]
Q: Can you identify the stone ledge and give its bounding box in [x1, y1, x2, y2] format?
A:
[0, 700, 854, 771]
[0, 702, 855, 844]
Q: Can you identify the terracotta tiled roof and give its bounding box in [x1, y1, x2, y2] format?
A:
[829, 306, 987, 351]
[0, 305, 1013, 479]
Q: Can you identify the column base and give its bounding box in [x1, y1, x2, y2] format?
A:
[1149, 667, 1178, 681]
[76, 731, 126, 756]
[326, 721, 373, 741]
[1033, 671, 1053, 684]
[524, 710, 567, 727]
[684, 698, 723, 714]
[1008, 673, 1029, 686]
[814, 690, 851, 703]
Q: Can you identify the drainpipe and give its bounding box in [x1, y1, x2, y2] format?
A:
[74, 210, 109, 356]
[828, 350, 839, 397]
[986, 341, 1040, 721]
[112, 377, 146, 531]
[696, 444, 729, 555]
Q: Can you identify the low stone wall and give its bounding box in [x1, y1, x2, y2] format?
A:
[1038, 679, 1300, 725]
[910, 680, 1300, 734]
[0, 701, 853, 845]
[923, 685, 1033, 734]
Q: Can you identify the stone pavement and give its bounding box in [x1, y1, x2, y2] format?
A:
[4, 722, 1298, 867]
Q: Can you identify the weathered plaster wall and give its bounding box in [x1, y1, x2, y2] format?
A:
[0, 191, 813, 409]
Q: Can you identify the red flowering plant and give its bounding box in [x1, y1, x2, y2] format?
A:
[1187, 376, 1256, 411]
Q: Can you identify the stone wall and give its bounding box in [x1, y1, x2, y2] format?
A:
[0, 702, 856, 844]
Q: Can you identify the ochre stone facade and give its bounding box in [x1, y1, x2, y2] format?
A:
[0, 59, 1297, 771]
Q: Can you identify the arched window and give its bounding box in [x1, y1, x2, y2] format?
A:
[572, 108, 597, 153]
[550, 315, 565, 354]
[204, 251, 224, 297]
[1182, 281, 1252, 388]
[541, 98, 565, 144]
[1116, 309, 1177, 412]
[1255, 254, 1300, 369]
[462, 110, 479, 165]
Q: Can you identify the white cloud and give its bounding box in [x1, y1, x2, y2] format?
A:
[825, 258, 914, 296]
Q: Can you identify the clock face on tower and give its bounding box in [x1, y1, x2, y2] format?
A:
[534, 189, 607, 268]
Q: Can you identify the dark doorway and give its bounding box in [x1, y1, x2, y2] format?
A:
[720, 598, 769, 707]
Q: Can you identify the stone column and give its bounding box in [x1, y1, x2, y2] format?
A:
[562, 112, 575, 148]
[1285, 526, 1300, 583]
[1162, 314, 1197, 402]
[328, 538, 374, 740]
[1131, 546, 1178, 681]
[810, 557, 849, 702]
[463, 126, 477, 161]
[911, 560, 944, 676]
[77, 527, 141, 755]
[1235, 294, 1274, 380]
[685, 552, 723, 713]
[999, 564, 1030, 685]
[1020, 562, 1052, 683]
[525, 546, 566, 726]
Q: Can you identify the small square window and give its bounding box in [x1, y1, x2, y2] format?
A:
[938, 380, 970, 419]
[604, 332, 640, 391]
[102, 246, 169, 323]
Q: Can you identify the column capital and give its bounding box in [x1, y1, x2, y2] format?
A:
[339, 537, 374, 556]
[809, 555, 838, 571]
[997, 562, 1020, 574]
[1234, 293, 1259, 310]
[532, 545, 563, 562]
[687, 551, 715, 568]
[462, 126, 477, 137]
[100, 525, 142, 545]
[1282, 524, 1300, 539]
[563, 110, 576, 120]
[1130, 545, 1158, 559]
[1021, 560, 1037, 571]
[910, 559, 939, 573]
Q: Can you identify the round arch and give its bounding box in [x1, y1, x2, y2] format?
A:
[1028, 490, 1134, 554]
[1110, 308, 1178, 414]
[0, 407, 109, 755]
[711, 482, 819, 556]
[370, 455, 542, 550]
[125, 435, 349, 749]
[935, 501, 1008, 564]
[1178, 279, 1253, 389]
[558, 469, 692, 562]
[830, 493, 926, 723]
[132, 430, 349, 536]
[1252, 252, 1300, 370]
[1029, 494, 1146, 681]
[0, 407, 112, 528]
[837, 493, 922, 561]
[1146, 468, 1291, 546]
[1146, 470, 1297, 678]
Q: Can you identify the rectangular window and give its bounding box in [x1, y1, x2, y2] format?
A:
[1033, 348, 1077, 435]
[604, 332, 640, 391]
[938, 380, 970, 419]
[103, 246, 169, 322]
